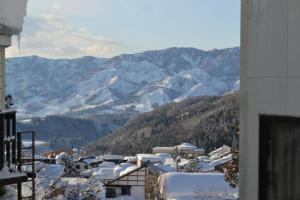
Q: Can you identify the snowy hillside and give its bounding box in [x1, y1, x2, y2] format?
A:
[6, 47, 240, 118]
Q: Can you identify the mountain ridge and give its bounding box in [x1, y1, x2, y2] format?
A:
[6, 47, 240, 119]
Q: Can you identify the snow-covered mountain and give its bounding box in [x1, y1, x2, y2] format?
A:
[6, 47, 240, 118]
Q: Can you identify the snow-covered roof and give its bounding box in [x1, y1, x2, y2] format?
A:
[200, 154, 233, 172]
[158, 172, 238, 200]
[0, 0, 28, 35]
[93, 168, 116, 180]
[124, 156, 137, 163]
[208, 145, 231, 157]
[153, 147, 174, 153]
[154, 163, 176, 173]
[104, 155, 124, 160]
[193, 148, 205, 152]
[177, 143, 197, 151]
[75, 157, 98, 165]
[120, 165, 139, 177]
[37, 164, 65, 179]
[137, 154, 165, 163]
[156, 153, 172, 158]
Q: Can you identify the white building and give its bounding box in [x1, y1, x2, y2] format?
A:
[241, 0, 300, 199]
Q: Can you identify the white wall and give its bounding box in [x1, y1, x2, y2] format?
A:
[131, 186, 145, 200]
[240, 0, 300, 199]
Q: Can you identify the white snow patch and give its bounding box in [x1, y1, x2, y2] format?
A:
[158, 172, 238, 200]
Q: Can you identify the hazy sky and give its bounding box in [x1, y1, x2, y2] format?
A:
[7, 0, 240, 58]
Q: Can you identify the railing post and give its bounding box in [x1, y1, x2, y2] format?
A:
[32, 131, 35, 200]
[0, 114, 3, 170]
[11, 112, 16, 164]
[17, 131, 22, 200]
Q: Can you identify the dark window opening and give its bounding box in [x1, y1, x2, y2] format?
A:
[260, 115, 300, 200]
[121, 186, 131, 196]
[106, 188, 117, 198]
[84, 165, 88, 169]
[75, 165, 80, 169]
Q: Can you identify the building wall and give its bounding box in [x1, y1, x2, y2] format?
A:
[74, 161, 91, 173]
[240, 0, 300, 199]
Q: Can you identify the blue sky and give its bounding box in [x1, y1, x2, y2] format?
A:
[7, 0, 240, 58]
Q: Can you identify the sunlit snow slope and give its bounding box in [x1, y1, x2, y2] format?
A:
[6, 47, 240, 118]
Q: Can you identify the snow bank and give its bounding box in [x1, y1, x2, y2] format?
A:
[158, 172, 238, 200]
[0, 0, 28, 34]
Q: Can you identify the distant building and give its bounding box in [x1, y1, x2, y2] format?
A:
[152, 143, 205, 159]
[74, 157, 97, 173]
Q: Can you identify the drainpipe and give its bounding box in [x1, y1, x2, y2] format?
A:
[0, 34, 11, 196]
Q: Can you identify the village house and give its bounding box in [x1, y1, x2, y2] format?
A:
[74, 157, 97, 173]
[104, 154, 172, 199]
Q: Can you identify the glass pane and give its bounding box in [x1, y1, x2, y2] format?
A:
[265, 121, 300, 200]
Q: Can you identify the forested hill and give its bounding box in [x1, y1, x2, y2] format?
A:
[85, 93, 239, 155]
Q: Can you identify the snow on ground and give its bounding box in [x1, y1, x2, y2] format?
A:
[158, 172, 238, 200]
[1, 186, 17, 200]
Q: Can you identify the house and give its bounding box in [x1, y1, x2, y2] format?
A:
[104, 162, 168, 199]
[241, 0, 300, 199]
[74, 157, 96, 173]
[104, 154, 175, 199]
[157, 172, 238, 200]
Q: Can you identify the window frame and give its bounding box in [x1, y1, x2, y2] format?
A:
[259, 114, 300, 200]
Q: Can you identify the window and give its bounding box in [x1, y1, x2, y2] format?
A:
[75, 165, 80, 169]
[84, 165, 89, 169]
[106, 188, 117, 198]
[121, 186, 131, 196]
[260, 116, 300, 200]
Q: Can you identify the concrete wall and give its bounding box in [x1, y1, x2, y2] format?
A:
[0, 47, 5, 110]
[240, 0, 300, 199]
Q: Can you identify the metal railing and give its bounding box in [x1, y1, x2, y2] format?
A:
[0, 110, 36, 200]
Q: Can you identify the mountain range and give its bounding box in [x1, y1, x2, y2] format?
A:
[6, 47, 240, 120]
